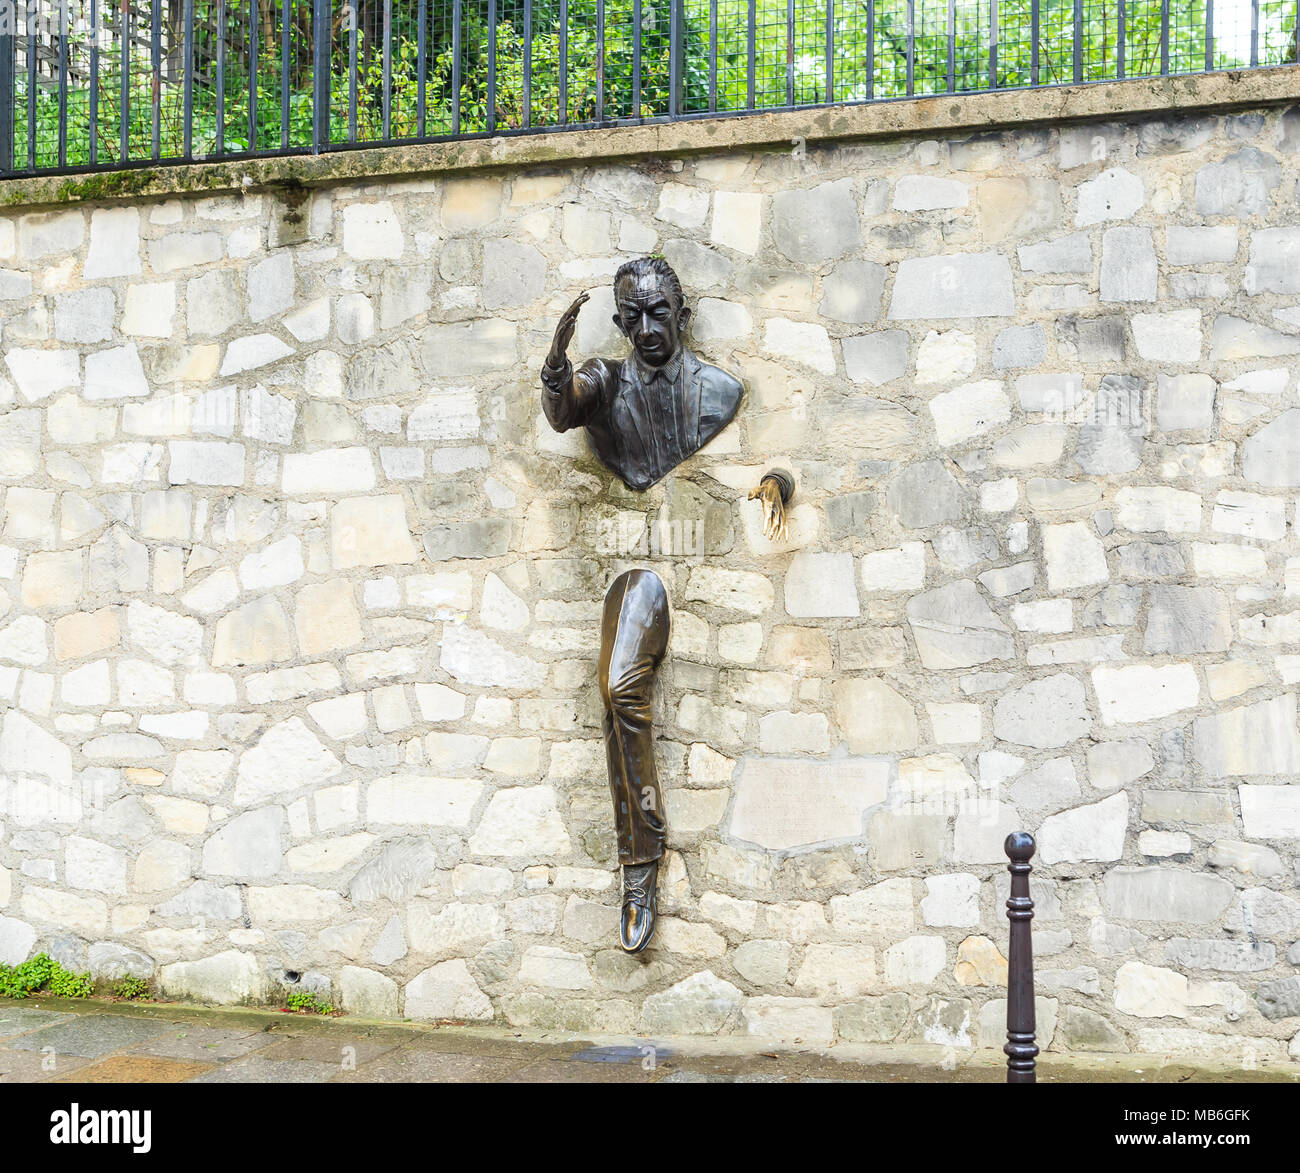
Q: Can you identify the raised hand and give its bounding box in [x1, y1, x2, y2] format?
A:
[546, 292, 589, 370]
[748, 476, 789, 542]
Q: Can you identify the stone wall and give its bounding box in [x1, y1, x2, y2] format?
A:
[2, 101, 1300, 1061]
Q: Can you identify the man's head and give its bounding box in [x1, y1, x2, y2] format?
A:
[613, 257, 689, 369]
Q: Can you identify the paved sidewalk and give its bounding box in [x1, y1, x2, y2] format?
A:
[2, 997, 1297, 1083]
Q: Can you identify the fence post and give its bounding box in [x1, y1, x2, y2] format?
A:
[313, 0, 331, 153]
[1004, 831, 1038, 1084]
[669, 0, 682, 117]
[0, 3, 13, 175]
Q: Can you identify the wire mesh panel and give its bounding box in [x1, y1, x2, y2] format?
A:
[524, 0, 564, 127]
[790, 0, 829, 105]
[1123, 0, 1166, 75]
[1168, 0, 1208, 74]
[1259, 0, 1299, 64]
[1035, 0, 1075, 83]
[597, 0, 638, 118]
[328, 0, 406, 141]
[11, 0, 86, 169]
[949, 0, 993, 93]
[1080, 1, 1122, 80]
[99, 0, 131, 164]
[553, 0, 597, 123]
[748, 0, 788, 105]
[709, 0, 749, 110]
[1007, 0, 1121, 86]
[1216, 0, 1296, 68]
[418, 0, 455, 133]
[872, 0, 911, 96]
[1214, 0, 1248, 67]
[681, 0, 707, 109]
[998, 0, 1033, 85]
[831, 0, 872, 102]
[910, 0, 950, 97]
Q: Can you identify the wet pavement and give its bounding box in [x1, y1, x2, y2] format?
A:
[2, 997, 1297, 1083]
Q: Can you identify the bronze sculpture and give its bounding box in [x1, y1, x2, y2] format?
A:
[540, 257, 790, 951]
[540, 256, 743, 492]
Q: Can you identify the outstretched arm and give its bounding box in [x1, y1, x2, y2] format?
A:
[541, 293, 607, 431]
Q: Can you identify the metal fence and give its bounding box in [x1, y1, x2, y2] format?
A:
[1, 0, 1297, 178]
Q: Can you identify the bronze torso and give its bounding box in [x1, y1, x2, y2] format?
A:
[542, 347, 743, 492]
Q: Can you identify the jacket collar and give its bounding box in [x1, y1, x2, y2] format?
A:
[632, 347, 686, 385]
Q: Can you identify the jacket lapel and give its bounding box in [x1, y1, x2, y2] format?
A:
[615, 363, 653, 471]
[682, 351, 703, 447]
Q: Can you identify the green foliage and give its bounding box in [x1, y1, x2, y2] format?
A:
[113, 975, 150, 1000]
[285, 990, 336, 1015]
[6, 1, 1296, 172]
[0, 954, 93, 1000]
[48, 966, 94, 999]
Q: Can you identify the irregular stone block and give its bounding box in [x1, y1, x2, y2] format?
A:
[907, 580, 1013, 669]
[819, 260, 887, 324]
[886, 459, 966, 528]
[783, 551, 858, 618]
[404, 960, 492, 1021]
[834, 993, 910, 1043]
[843, 330, 909, 385]
[1102, 867, 1234, 923]
[888, 252, 1015, 319]
[1196, 147, 1281, 218]
[771, 179, 861, 263]
[1242, 408, 1300, 486]
[833, 678, 918, 754]
[1240, 786, 1300, 839]
[994, 323, 1047, 369]
[1210, 314, 1300, 361]
[1143, 585, 1231, 654]
[1165, 938, 1275, 972]
[1075, 167, 1143, 226]
[1255, 976, 1300, 1021]
[1114, 962, 1187, 1019]
[992, 674, 1091, 749]
[640, 970, 743, 1035]
[422, 518, 511, 561]
[1087, 738, 1155, 790]
[1100, 226, 1156, 302]
[1193, 695, 1300, 778]
[342, 201, 403, 258]
[340, 966, 399, 1019]
[1092, 664, 1199, 725]
[469, 786, 570, 856]
[728, 757, 889, 851]
[1042, 521, 1108, 591]
[1018, 232, 1091, 273]
[203, 807, 283, 878]
[159, 950, 266, 1005]
[1075, 375, 1147, 474]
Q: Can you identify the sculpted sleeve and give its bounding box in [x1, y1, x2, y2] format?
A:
[541, 357, 615, 432]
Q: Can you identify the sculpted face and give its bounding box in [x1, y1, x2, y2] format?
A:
[613, 269, 690, 369]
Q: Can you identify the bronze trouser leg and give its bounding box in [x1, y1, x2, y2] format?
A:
[598, 568, 670, 867]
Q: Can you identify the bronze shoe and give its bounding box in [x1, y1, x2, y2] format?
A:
[619, 860, 659, 954]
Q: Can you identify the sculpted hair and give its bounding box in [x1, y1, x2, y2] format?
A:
[613, 256, 686, 311]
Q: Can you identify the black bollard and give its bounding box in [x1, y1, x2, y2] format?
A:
[1004, 831, 1038, 1084]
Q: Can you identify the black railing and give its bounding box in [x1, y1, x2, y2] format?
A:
[1, 0, 1298, 179]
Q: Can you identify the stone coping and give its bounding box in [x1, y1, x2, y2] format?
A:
[2, 66, 1299, 211]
